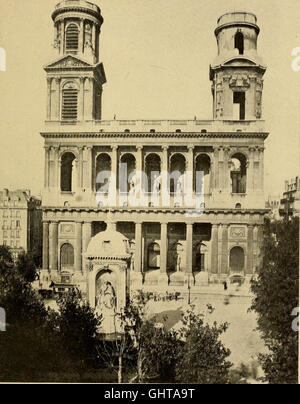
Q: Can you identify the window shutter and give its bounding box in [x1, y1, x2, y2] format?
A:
[66, 24, 79, 52]
[62, 88, 78, 120]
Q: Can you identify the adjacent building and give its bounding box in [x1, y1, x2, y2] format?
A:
[40, 2, 269, 308]
[0, 189, 42, 261]
[279, 177, 300, 217]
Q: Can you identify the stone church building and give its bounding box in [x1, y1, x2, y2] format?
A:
[41, 1, 268, 309]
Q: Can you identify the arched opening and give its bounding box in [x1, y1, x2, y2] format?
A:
[234, 31, 244, 55]
[193, 242, 208, 272]
[169, 241, 184, 272]
[60, 243, 74, 270]
[65, 23, 79, 53]
[62, 82, 79, 121]
[230, 153, 247, 194]
[235, 203, 242, 209]
[61, 152, 76, 192]
[195, 154, 211, 194]
[170, 154, 186, 195]
[96, 153, 111, 192]
[145, 153, 161, 194]
[148, 242, 161, 269]
[230, 246, 245, 272]
[120, 153, 136, 194]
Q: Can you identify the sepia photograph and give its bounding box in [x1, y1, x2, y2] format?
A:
[0, 0, 299, 388]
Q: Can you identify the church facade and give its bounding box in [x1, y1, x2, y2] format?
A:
[41, 1, 268, 304]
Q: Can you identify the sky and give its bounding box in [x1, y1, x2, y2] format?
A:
[0, 0, 299, 197]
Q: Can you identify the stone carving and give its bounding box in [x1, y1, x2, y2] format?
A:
[230, 226, 246, 239]
[60, 223, 75, 235]
[229, 74, 250, 88]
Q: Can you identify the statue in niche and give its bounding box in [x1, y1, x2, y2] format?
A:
[96, 281, 116, 314]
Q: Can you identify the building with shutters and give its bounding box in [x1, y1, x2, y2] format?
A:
[40, 1, 268, 305]
[0, 189, 42, 262]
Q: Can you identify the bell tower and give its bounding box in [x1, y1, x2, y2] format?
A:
[210, 12, 266, 121]
[44, 0, 106, 124]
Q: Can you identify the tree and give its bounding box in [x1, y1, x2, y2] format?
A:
[15, 251, 37, 283]
[175, 308, 232, 384]
[55, 290, 101, 369]
[251, 217, 299, 384]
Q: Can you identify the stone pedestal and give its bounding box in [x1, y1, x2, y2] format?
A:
[158, 273, 169, 287]
[194, 271, 209, 286]
[130, 271, 143, 290]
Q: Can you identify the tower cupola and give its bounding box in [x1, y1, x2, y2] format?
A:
[52, 0, 103, 64]
[210, 12, 266, 121]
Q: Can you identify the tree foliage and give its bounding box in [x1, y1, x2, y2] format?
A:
[251, 217, 299, 384]
[175, 308, 232, 384]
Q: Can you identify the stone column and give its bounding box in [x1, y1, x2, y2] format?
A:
[159, 222, 168, 285]
[56, 78, 61, 121]
[221, 224, 229, 274]
[186, 147, 194, 207]
[246, 225, 254, 275]
[211, 224, 219, 274]
[111, 146, 118, 207]
[49, 222, 58, 272]
[75, 222, 83, 272]
[136, 146, 143, 206]
[42, 221, 49, 271]
[47, 78, 52, 120]
[82, 222, 92, 254]
[186, 223, 194, 273]
[135, 222, 143, 272]
[60, 20, 65, 56]
[247, 147, 255, 193]
[212, 147, 219, 192]
[259, 147, 265, 191]
[44, 147, 50, 189]
[79, 19, 84, 55]
[79, 77, 85, 121]
[161, 146, 169, 207]
[132, 222, 143, 287]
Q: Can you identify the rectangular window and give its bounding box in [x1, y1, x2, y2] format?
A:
[233, 92, 245, 120]
[16, 220, 20, 228]
[3, 231, 7, 238]
[16, 211, 20, 218]
[3, 210, 8, 217]
[16, 231, 20, 238]
[11, 221, 15, 229]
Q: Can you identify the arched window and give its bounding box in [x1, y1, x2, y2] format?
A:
[65, 23, 79, 53]
[195, 154, 211, 194]
[235, 31, 244, 55]
[148, 242, 161, 269]
[230, 246, 245, 272]
[170, 154, 186, 194]
[235, 203, 242, 209]
[62, 83, 78, 121]
[60, 243, 74, 270]
[145, 153, 161, 194]
[120, 153, 136, 194]
[61, 152, 76, 192]
[230, 153, 247, 194]
[96, 153, 111, 192]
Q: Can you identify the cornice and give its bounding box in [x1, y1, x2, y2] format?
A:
[42, 206, 269, 215]
[52, 7, 103, 24]
[40, 131, 269, 140]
